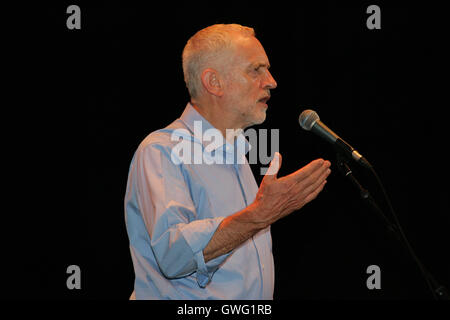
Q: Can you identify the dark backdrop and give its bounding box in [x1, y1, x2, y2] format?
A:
[7, 1, 448, 300]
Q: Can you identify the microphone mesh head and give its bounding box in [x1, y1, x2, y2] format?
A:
[299, 109, 320, 131]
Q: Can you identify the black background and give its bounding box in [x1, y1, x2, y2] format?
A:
[6, 1, 448, 300]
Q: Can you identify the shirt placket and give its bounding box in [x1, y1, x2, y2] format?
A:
[233, 159, 268, 298]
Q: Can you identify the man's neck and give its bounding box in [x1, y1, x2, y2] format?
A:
[191, 101, 243, 144]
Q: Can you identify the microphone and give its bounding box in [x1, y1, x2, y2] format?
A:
[299, 109, 372, 169]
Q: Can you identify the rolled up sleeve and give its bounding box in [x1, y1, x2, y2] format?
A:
[179, 218, 231, 287]
[133, 141, 229, 287]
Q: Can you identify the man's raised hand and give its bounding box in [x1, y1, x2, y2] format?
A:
[250, 152, 331, 227]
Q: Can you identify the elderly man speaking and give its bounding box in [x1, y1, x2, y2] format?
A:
[125, 24, 331, 299]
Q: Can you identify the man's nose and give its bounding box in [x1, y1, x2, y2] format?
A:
[263, 70, 277, 90]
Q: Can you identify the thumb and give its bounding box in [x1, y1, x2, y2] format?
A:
[263, 152, 282, 179]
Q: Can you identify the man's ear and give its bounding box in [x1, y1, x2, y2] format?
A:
[200, 68, 224, 97]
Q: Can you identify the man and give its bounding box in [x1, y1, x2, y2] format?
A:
[125, 24, 331, 299]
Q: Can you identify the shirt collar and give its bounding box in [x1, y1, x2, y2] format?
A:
[179, 102, 251, 156]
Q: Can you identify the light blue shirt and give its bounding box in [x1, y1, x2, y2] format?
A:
[125, 103, 274, 299]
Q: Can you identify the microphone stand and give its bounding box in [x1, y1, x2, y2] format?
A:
[336, 154, 449, 300]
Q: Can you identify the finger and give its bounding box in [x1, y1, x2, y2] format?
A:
[306, 163, 331, 187]
[263, 152, 282, 179]
[303, 180, 327, 204]
[302, 159, 330, 180]
[300, 167, 331, 196]
[296, 161, 331, 191]
[285, 158, 324, 182]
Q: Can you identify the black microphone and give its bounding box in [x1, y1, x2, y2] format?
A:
[299, 109, 372, 169]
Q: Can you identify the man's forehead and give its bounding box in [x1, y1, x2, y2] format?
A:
[231, 36, 270, 65]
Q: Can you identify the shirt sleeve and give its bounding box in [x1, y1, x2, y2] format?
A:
[133, 141, 230, 288]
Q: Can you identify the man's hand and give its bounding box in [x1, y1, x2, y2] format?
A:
[249, 152, 331, 228]
[203, 152, 331, 262]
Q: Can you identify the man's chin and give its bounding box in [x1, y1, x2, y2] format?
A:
[242, 106, 267, 129]
[251, 111, 267, 126]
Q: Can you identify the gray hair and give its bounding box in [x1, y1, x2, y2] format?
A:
[182, 24, 255, 99]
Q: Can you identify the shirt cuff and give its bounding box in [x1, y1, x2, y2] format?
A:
[179, 216, 231, 288]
